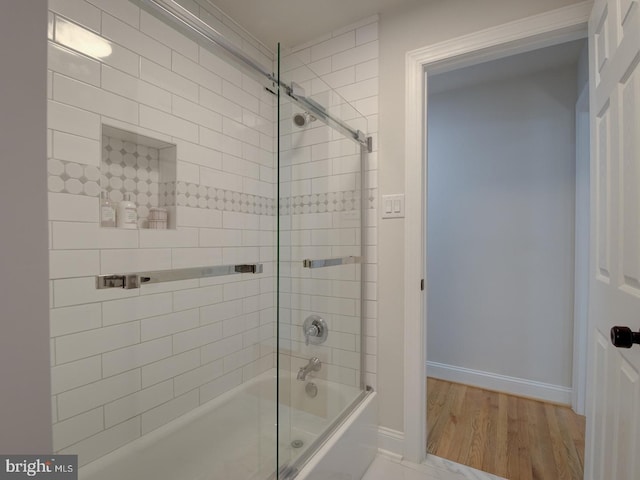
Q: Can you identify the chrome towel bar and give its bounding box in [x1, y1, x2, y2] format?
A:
[96, 263, 263, 290]
[302, 256, 361, 269]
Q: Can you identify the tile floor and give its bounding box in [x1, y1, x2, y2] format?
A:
[362, 453, 507, 480]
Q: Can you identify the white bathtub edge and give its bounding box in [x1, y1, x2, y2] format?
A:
[295, 391, 378, 480]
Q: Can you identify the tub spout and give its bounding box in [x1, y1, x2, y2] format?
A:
[297, 357, 321, 381]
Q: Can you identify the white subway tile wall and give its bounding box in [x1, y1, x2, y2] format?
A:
[48, 0, 275, 466]
[47, 0, 378, 469]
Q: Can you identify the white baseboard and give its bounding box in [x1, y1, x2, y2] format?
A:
[427, 361, 572, 405]
[377, 426, 404, 459]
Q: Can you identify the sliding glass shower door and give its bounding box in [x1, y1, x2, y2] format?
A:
[277, 46, 370, 477]
[47, 0, 370, 478]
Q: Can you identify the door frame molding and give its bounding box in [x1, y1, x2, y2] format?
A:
[573, 83, 590, 415]
[403, 1, 593, 463]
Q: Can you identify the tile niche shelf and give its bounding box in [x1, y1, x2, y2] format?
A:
[101, 125, 176, 229]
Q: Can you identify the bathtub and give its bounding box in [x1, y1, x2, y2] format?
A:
[79, 369, 376, 480]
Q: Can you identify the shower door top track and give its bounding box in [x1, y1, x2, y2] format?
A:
[134, 0, 372, 152]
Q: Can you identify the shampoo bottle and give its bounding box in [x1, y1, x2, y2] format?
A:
[117, 192, 138, 229]
[100, 191, 116, 228]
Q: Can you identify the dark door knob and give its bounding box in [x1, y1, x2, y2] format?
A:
[610, 326, 640, 348]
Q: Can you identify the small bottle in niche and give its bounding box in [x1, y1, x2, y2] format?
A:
[100, 191, 116, 228]
[148, 207, 168, 229]
[117, 192, 138, 229]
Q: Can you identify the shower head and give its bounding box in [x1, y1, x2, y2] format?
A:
[293, 112, 316, 128]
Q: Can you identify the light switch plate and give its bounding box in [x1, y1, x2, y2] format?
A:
[381, 194, 405, 218]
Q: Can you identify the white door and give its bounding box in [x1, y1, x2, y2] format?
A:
[586, 0, 640, 478]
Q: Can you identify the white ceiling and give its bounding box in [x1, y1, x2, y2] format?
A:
[428, 39, 587, 96]
[206, 0, 416, 49]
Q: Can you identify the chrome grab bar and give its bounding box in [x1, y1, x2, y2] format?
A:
[302, 256, 361, 269]
[96, 263, 263, 290]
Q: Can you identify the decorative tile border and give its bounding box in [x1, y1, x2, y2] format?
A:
[173, 181, 275, 215]
[47, 158, 102, 197]
[279, 189, 375, 215]
[48, 159, 376, 217]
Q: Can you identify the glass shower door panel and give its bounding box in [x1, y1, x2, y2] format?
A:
[278, 47, 367, 475]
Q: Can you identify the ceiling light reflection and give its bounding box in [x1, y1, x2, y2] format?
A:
[55, 19, 112, 59]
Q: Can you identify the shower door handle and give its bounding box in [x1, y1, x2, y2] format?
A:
[302, 256, 361, 269]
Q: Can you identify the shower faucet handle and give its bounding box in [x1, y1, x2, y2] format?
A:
[303, 315, 328, 346]
[305, 324, 320, 346]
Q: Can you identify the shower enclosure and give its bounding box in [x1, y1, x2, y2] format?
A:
[46, 0, 372, 478]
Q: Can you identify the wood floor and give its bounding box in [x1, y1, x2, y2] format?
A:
[426, 378, 586, 480]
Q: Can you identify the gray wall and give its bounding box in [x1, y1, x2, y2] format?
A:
[0, 2, 52, 453]
[427, 65, 578, 389]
